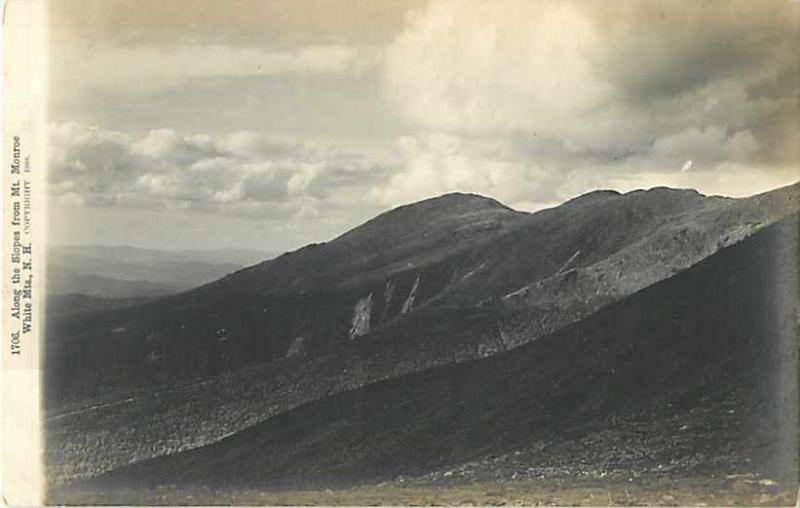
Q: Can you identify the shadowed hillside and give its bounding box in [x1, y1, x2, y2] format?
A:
[62, 213, 798, 504]
[45, 184, 799, 489]
[46, 184, 798, 407]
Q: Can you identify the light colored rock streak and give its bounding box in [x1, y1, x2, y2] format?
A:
[380, 279, 396, 322]
[285, 336, 306, 358]
[556, 250, 581, 274]
[348, 293, 373, 339]
[401, 275, 420, 314]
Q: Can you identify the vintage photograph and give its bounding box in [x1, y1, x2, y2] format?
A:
[30, 0, 800, 504]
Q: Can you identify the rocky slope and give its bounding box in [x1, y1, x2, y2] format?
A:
[45, 183, 799, 486]
[46, 185, 797, 403]
[62, 214, 799, 503]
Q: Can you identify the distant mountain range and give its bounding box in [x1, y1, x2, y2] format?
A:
[47, 245, 275, 301]
[46, 183, 800, 502]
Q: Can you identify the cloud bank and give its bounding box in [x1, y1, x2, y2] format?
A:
[378, 0, 798, 204]
[48, 0, 799, 246]
[48, 123, 393, 220]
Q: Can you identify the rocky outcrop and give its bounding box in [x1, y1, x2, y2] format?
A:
[285, 336, 307, 358]
[380, 279, 396, 323]
[401, 275, 420, 314]
[348, 293, 373, 339]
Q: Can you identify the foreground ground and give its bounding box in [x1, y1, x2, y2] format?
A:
[54, 475, 797, 506]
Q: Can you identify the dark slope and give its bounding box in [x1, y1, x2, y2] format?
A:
[46, 185, 797, 409]
[43, 192, 523, 404]
[46, 294, 152, 318]
[219, 192, 523, 294]
[222, 187, 717, 297]
[78, 214, 799, 496]
[45, 184, 799, 486]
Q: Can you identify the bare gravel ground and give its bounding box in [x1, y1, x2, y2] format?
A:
[54, 475, 797, 506]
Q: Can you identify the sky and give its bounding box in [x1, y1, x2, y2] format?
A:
[47, 0, 799, 253]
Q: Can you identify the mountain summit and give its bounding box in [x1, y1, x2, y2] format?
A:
[46, 183, 800, 492]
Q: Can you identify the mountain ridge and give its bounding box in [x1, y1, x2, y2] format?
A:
[47, 182, 799, 403]
[67, 214, 799, 500]
[45, 182, 800, 488]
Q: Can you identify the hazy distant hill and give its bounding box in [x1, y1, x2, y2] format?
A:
[47, 245, 275, 299]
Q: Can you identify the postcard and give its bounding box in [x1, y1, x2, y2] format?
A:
[3, 1, 799, 505]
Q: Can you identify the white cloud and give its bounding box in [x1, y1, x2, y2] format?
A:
[370, 133, 562, 208]
[48, 123, 390, 219]
[381, 0, 798, 194]
[217, 132, 309, 159]
[648, 127, 759, 169]
[47, 0, 799, 232]
[132, 129, 220, 165]
[383, 0, 611, 136]
[383, 0, 793, 147]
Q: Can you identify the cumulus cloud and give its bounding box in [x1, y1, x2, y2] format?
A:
[380, 0, 798, 206]
[383, 0, 611, 136]
[647, 127, 759, 168]
[49, 0, 800, 239]
[370, 134, 563, 208]
[48, 122, 391, 219]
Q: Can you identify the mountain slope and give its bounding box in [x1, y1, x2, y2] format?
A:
[46, 184, 798, 406]
[72, 214, 799, 499]
[45, 184, 799, 487]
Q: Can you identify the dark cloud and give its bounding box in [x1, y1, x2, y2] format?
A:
[589, 1, 796, 101]
[378, 0, 798, 208]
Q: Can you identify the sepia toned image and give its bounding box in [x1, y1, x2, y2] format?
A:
[6, 0, 800, 504]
